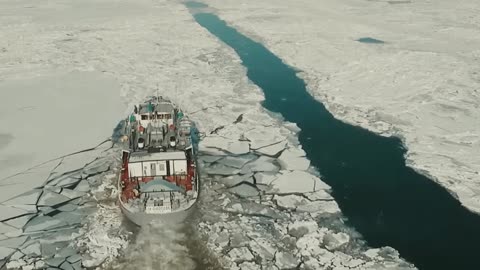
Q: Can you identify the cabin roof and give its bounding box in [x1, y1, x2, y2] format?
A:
[129, 151, 186, 162]
[139, 103, 175, 114]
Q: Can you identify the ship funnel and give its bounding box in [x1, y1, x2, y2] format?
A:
[169, 136, 176, 147]
[138, 138, 145, 149]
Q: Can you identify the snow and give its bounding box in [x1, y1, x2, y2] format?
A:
[202, 0, 480, 213]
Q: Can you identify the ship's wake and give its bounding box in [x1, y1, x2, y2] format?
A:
[110, 222, 196, 270]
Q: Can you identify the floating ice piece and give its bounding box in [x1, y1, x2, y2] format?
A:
[323, 232, 350, 251]
[0, 222, 20, 235]
[223, 173, 254, 188]
[278, 148, 310, 171]
[296, 235, 323, 257]
[304, 190, 333, 201]
[24, 216, 67, 232]
[275, 252, 298, 269]
[0, 205, 29, 221]
[0, 162, 57, 204]
[274, 195, 307, 210]
[227, 142, 250, 155]
[3, 190, 43, 206]
[204, 164, 240, 175]
[56, 204, 79, 212]
[201, 137, 249, 155]
[45, 257, 65, 267]
[67, 254, 81, 263]
[254, 141, 287, 156]
[249, 238, 275, 261]
[5, 214, 35, 229]
[254, 172, 278, 185]
[239, 261, 261, 270]
[199, 155, 223, 163]
[0, 246, 14, 260]
[228, 201, 283, 219]
[218, 155, 255, 169]
[47, 174, 82, 188]
[37, 191, 71, 207]
[23, 241, 41, 256]
[53, 212, 83, 226]
[83, 158, 111, 176]
[228, 247, 254, 262]
[243, 156, 279, 173]
[56, 246, 77, 258]
[296, 200, 340, 214]
[288, 221, 318, 238]
[0, 236, 28, 249]
[270, 171, 323, 194]
[60, 189, 86, 200]
[228, 184, 259, 198]
[73, 180, 90, 192]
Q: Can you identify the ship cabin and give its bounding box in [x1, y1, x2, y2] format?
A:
[134, 101, 175, 127]
[122, 151, 195, 213]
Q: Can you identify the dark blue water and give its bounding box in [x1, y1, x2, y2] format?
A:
[187, 5, 480, 270]
[357, 37, 385, 44]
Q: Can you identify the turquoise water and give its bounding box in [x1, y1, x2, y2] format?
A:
[187, 7, 480, 270]
[357, 37, 385, 44]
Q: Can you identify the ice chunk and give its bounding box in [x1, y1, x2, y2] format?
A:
[45, 257, 65, 267]
[0, 236, 28, 249]
[223, 173, 254, 188]
[60, 189, 86, 200]
[37, 191, 71, 207]
[73, 180, 90, 192]
[239, 261, 261, 270]
[5, 214, 35, 229]
[323, 232, 350, 251]
[0, 222, 20, 235]
[243, 156, 279, 173]
[296, 200, 340, 214]
[56, 204, 79, 212]
[199, 155, 223, 163]
[275, 252, 298, 269]
[53, 212, 83, 226]
[270, 171, 318, 194]
[201, 137, 249, 155]
[228, 184, 259, 198]
[204, 164, 240, 175]
[3, 190, 43, 206]
[48, 175, 82, 188]
[274, 195, 306, 210]
[249, 238, 275, 261]
[67, 254, 81, 263]
[56, 246, 77, 258]
[296, 236, 323, 257]
[23, 241, 41, 256]
[304, 190, 333, 201]
[226, 142, 250, 155]
[278, 148, 310, 171]
[254, 172, 278, 185]
[288, 221, 318, 238]
[228, 247, 254, 262]
[254, 141, 287, 156]
[218, 155, 255, 169]
[0, 205, 29, 221]
[24, 216, 67, 232]
[0, 246, 14, 260]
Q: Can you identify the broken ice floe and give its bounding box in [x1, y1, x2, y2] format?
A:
[199, 129, 415, 269]
[0, 141, 123, 269]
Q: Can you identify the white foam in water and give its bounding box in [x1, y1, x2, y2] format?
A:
[110, 222, 196, 270]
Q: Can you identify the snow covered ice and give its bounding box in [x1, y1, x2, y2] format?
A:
[0, 0, 435, 268]
[201, 0, 480, 213]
